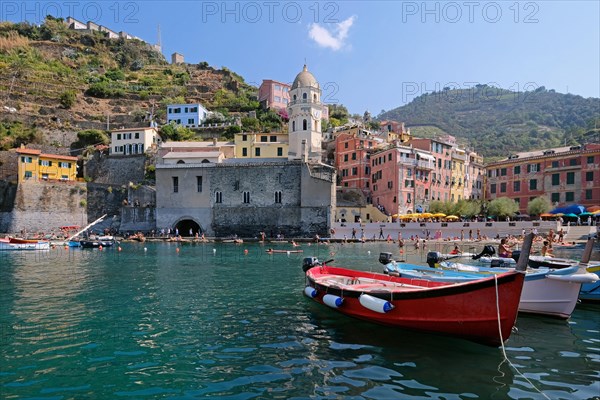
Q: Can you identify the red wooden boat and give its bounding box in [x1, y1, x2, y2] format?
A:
[302, 234, 534, 347]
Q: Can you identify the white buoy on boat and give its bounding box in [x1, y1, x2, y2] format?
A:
[359, 294, 394, 313]
[304, 287, 317, 298]
[213, 248, 216, 255]
[144, 247, 147, 252]
[323, 294, 343, 308]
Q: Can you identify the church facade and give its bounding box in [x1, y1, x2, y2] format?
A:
[155, 66, 336, 238]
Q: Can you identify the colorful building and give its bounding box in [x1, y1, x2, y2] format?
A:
[16, 147, 78, 182]
[465, 150, 485, 200]
[334, 127, 384, 199]
[450, 148, 466, 202]
[410, 137, 454, 206]
[234, 132, 289, 159]
[258, 80, 291, 112]
[379, 120, 411, 143]
[369, 144, 436, 216]
[485, 144, 600, 212]
[166, 103, 209, 127]
[110, 127, 160, 156]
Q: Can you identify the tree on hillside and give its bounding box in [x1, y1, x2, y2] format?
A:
[72, 129, 110, 149]
[487, 197, 519, 219]
[0, 122, 43, 150]
[527, 197, 551, 216]
[159, 124, 195, 141]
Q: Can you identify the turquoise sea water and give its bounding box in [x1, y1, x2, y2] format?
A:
[1, 241, 599, 399]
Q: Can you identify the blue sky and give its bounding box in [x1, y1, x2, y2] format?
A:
[3, 1, 599, 115]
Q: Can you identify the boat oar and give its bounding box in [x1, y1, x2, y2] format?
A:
[515, 233, 534, 272]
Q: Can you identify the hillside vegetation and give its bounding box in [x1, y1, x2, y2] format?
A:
[379, 85, 600, 159]
[0, 17, 274, 150]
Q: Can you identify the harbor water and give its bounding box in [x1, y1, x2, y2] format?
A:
[1, 241, 599, 399]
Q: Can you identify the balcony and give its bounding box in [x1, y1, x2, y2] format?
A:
[398, 159, 415, 167]
[545, 163, 580, 172]
[415, 160, 435, 170]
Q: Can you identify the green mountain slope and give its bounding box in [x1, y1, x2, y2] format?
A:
[378, 85, 600, 159]
[0, 17, 265, 149]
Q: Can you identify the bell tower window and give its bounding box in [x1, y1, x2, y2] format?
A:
[303, 93, 307, 100]
[303, 119, 307, 130]
[292, 121, 296, 131]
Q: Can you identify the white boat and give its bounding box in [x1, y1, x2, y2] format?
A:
[384, 239, 598, 319]
[0, 238, 50, 251]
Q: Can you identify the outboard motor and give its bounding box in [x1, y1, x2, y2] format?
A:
[510, 250, 521, 262]
[302, 257, 321, 272]
[379, 252, 394, 265]
[426, 251, 442, 268]
[472, 245, 496, 260]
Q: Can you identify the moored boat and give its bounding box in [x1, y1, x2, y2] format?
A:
[266, 249, 303, 254]
[579, 263, 600, 302]
[301, 234, 534, 347]
[384, 238, 598, 319]
[80, 236, 116, 248]
[0, 237, 50, 251]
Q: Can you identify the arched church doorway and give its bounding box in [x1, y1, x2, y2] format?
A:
[174, 219, 202, 237]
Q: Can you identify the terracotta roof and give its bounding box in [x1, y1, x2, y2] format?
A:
[111, 127, 158, 133]
[40, 153, 78, 161]
[16, 148, 41, 155]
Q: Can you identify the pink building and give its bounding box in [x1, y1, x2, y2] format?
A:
[334, 128, 383, 200]
[370, 144, 436, 216]
[411, 138, 454, 206]
[258, 80, 291, 113]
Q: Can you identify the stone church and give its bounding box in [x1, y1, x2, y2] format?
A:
[155, 66, 336, 238]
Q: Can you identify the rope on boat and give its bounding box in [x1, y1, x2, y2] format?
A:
[494, 275, 551, 400]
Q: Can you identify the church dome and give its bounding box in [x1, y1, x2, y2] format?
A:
[291, 65, 319, 90]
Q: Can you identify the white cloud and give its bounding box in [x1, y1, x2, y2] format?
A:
[308, 16, 356, 51]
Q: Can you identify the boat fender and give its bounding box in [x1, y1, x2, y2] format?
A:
[304, 286, 317, 298]
[546, 272, 598, 284]
[323, 294, 343, 308]
[359, 294, 394, 313]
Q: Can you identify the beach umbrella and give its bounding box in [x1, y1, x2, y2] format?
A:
[563, 213, 578, 218]
[392, 214, 401, 218]
[587, 206, 600, 213]
[420, 213, 433, 218]
[432, 213, 446, 218]
[579, 212, 593, 217]
[446, 215, 459, 220]
[540, 213, 554, 218]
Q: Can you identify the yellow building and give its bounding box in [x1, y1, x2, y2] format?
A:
[450, 148, 466, 202]
[16, 147, 78, 182]
[234, 132, 289, 158]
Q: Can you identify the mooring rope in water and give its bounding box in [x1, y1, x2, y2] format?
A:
[494, 274, 551, 400]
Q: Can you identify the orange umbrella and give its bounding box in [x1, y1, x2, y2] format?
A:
[587, 205, 600, 213]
